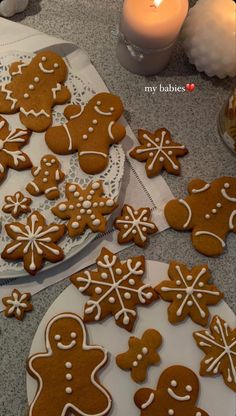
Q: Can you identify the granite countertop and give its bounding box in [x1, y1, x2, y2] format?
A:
[0, 1, 235, 415]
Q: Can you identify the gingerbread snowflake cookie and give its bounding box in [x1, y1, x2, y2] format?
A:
[155, 261, 223, 326]
[0, 51, 71, 132]
[52, 180, 117, 237]
[116, 329, 162, 382]
[0, 115, 32, 184]
[134, 365, 209, 416]
[130, 128, 188, 178]
[1, 211, 65, 275]
[2, 191, 32, 218]
[114, 205, 158, 247]
[27, 313, 112, 416]
[26, 155, 65, 200]
[45, 92, 126, 174]
[165, 177, 236, 256]
[71, 248, 158, 331]
[2, 288, 32, 320]
[194, 315, 236, 393]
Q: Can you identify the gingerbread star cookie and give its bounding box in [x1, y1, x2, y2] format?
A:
[134, 365, 209, 416]
[0, 51, 71, 132]
[2, 288, 32, 320]
[27, 313, 112, 416]
[70, 248, 158, 332]
[114, 205, 158, 247]
[193, 315, 236, 393]
[130, 128, 188, 178]
[155, 261, 223, 326]
[0, 115, 32, 184]
[116, 329, 162, 382]
[2, 191, 32, 218]
[1, 211, 65, 275]
[165, 177, 236, 256]
[26, 154, 65, 200]
[52, 180, 117, 237]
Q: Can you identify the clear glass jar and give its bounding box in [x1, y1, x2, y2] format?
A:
[218, 89, 236, 155]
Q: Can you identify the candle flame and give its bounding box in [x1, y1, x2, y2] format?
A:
[152, 0, 163, 7]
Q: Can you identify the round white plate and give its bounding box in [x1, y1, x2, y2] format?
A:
[27, 260, 236, 416]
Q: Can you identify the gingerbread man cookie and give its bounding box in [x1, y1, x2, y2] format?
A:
[45, 92, 126, 174]
[114, 205, 158, 247]
[71, 248, 158, 331]
[2, 191, 32, 218]
[165, 177, 236, 256]
[155, 261, 223, 326]
[1, 211, 65, 275]
[130, 128, 188, 178]
[0, 51, 71, 132]
[194, 315, 236, 393]
[27, 313, 112, 416]
[134, 365, 209, 416]
[116, 329, 162, 382]
[2, 288, 32, 320]
[26, 155, 65, 200]
[0, 115, 32, 184]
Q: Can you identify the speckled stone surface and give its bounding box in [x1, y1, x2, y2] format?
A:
[0, 1, 235, 415]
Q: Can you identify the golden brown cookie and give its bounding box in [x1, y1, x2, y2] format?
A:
[70, 247, 158, 332]
[1, 211, 65, 275]
[193, 315, 236, 393]
[2, 191, 32, 218]
[114, 205, 158, 247]
[45, 92, 126, 174]
[134, 365, 209, 416]
[0, 51, 71, 132]
[164, 177, 236, 256]
[26, 154, 65, 200]
[52, 180, 117, 237]
[27, 313, 112, 416]
[2, 288, 32, 320]
[155, 261, 223, 326]
[116, 329, 162, 382]
[0, 115, 32, 184]
[130, 128, 188, 178]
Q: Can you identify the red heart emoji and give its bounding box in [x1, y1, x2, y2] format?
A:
[186, 83, 195, 92]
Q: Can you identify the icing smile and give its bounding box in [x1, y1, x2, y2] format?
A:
[39, 62, 55, 74]
[57, 340, 77, 350]
[167, 388, 190, 401]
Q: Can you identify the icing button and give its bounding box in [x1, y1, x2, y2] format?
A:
[168, 410, 174, 415]
[65, 362, 72, 369]
[24, 93, 29, 99]
[137, 354, 142, 361]
[83, 135, 88, 140]
[34, 77, 40, 83]
[92, 119, 98, 125]
[88, 127, 94, 133]
[65, 373, 73, 381]
[29, 84, 34, 90]
[133, 361, 138, 367]
[65, 387, 72, 394]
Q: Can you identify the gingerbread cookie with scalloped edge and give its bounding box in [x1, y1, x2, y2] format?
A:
[0, 51, 71, 132]
[45, 92, 126, 174]
[164, 177, 236, 256]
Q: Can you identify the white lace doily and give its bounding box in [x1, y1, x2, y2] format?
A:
[0, 51, 125, 276]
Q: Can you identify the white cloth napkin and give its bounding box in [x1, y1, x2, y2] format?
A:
[0, 18, 173, 310]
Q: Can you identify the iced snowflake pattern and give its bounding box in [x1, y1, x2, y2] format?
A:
[71, 248, 158, 331]
[194, 315, 236, 392]
[2, 288, 32, 320]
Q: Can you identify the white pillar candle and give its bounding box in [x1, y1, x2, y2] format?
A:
[117, 0, 189, 75]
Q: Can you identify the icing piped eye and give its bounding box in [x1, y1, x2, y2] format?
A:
[185, 385, 192, 392]
[110, 107, 114, 111]
[97, 101, 101, 105]
[54, 63, 59, 68]
[42, 56, 47, 62]
[54, 334, 61, 341]
[170, 380, 177, 387]
[70, 332, 77, 339]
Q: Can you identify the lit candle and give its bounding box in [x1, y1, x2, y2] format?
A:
[117, 0, 189, 75]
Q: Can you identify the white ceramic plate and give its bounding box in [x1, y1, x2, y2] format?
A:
[27, 260, 236, 416]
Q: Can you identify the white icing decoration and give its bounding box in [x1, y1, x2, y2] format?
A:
[20, 107, 50, 118]
[229, 210, 236, 230]
[65, 387, 72, 394]
[0, 126, 31, 169]
[167, 388, 190, 401]
[11, 62, 28, 76]
[79, 151, 108, 159]
[39, 62, 55, 73]
[108, 121, 115, 140]
[116, 206, 156, 242]
[179, 199, 192, 229]
[66, 373, 73, 380]
[141, 392, 155, 409]
[52, 83, 62, 100]
[78, 254, 152, 324]
[171, 380, 177, 387]
[136, 130, 184, 172]
[195, 316, 236, 385]
[3, 192, 30, 215]
[161, 265, 220, 319]
[94, 105, 113, 116]
[221, 185, 236, 202]
[28, 313, 112, 416]
[45, 187, 58, 195]
[142, 347, 148, 354]
[194, 231, 226, 247]
[192, 183, 210, 193]
[6, 290, 28, 316]
[1, 84, 17, 109]
[185, 385, 192, 392]
[63, 124, 73, 151]
[168, 410, 174, 416]
[57, 340, 77, 350]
